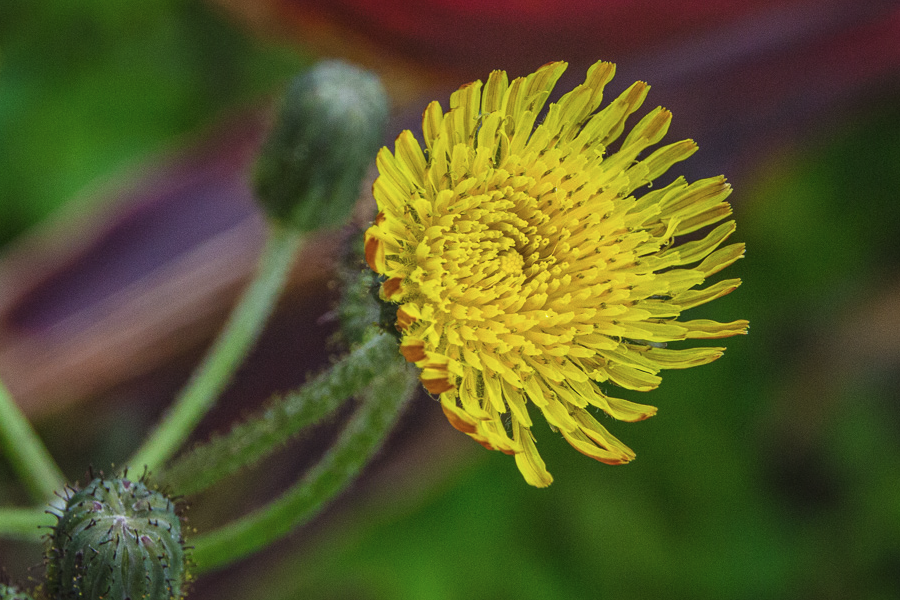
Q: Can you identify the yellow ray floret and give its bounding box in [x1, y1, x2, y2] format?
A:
[365, 60, 748, 487]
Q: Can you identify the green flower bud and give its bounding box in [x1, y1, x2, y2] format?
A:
[47, 478, 187, 600]
[0, 583, 34, 600]
[254, 60, 389, 232]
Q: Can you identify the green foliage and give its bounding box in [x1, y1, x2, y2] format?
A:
[0, 0, 308, 245]
[0, 582, 34, 600]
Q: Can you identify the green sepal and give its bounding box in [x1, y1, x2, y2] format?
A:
[46, 477, 187, 600]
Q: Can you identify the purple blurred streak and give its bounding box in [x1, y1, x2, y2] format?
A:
[626, 0, 891, 83]
[619, 2, 900, 181]
[7, 122, 265, 333]
[0, 112, 340, 417]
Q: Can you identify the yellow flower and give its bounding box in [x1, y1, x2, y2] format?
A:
[364, 60, 748, 487]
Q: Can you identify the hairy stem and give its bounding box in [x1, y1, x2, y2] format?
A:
[190, 358, 416, 572]
[157, 332, 399, 496]
[0, 380, 65, 502]
[129, 224, 303, 474]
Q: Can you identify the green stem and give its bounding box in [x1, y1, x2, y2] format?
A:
[0, 380, 65, 502]
[129, 224, 303, 474]
[0, 506, 57, 542]
[157, 332, 398, 496]
[190, 358, 416, 573]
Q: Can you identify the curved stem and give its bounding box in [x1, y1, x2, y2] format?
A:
[0, 380, 65, 502]
[190, 359, 416, 573]
[0, 506, 57, 542]
[157, 333, 398, 496]
[129, 224, 303, 474]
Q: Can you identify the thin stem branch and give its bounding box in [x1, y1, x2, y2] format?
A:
[190, 358, 416, 573]
[0, 380, 65, 502]
[157, 333, 398, 496]
[0, 506, 56, 542]
[129, 224, 303, 474]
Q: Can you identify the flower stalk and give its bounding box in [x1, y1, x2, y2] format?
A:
[0, 507, 56, 542]
[0, 380, 65, 502]
[157, 332, 400, 496]
[189, 355, 416, 572]
[129, 224, 304, 474]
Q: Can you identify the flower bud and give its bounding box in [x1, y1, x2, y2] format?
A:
[47, 478, 187, 600]
[254, 60, 389, 232]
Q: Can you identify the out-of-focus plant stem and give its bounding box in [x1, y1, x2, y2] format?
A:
[0, 380, 65, 502]
[129, 223, 303, 474]
[0, 507, 56, 542]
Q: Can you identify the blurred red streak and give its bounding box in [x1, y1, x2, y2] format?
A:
[634, 3, 900, 179]
[801, 7, 900, 92]
[705, 5, 900, 113]
[211, 0, 900, 169]
[276, 0, 788, 73]
[210, 0, 794, 105]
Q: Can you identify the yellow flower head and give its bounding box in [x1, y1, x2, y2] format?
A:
[365, 60, 748, 487]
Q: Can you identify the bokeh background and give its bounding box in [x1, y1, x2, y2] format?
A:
[2, 1, 900, 598]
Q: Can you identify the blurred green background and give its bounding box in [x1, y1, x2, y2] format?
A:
[1, 1, 899, 599]
[0, 0, 307, 244]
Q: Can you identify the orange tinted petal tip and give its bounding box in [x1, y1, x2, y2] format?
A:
[395, 307, 417, 330]
[422, 377, 455, 395]
[596, 456, 632, 465]
[441, 403, 478, 434]
[382, 276, 404, 300]
[364, 232, 385, 272]
[539, 60, 566, 70]
[399, 340, 427, 363]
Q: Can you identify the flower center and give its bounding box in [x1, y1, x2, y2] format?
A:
[498, 249, 525, 276]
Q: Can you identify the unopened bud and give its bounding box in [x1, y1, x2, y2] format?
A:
[254, 60, 389, 231]
[47, 478, 187, 600]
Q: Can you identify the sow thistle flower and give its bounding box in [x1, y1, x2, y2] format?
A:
[365, 60, 748, 487]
